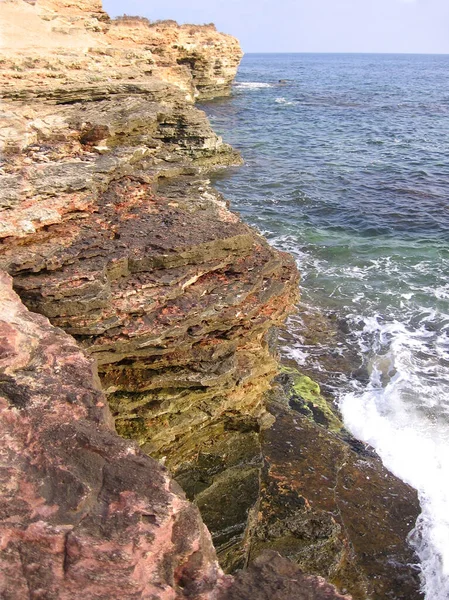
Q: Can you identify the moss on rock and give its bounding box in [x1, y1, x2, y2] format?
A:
[280, 366, 342, 433]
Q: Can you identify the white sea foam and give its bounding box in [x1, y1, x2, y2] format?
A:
[339, 315, 449, 600]
[422, 284, 449, 301]
[233, 82, 273, 89]
[211, 53, 449, 598]
[275, 97, 294, 105]
[282, 345, 309, 366]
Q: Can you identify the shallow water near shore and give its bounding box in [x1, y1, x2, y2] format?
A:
[202, 53, 449, 599]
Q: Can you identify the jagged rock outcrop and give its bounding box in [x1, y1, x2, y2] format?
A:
[0, 0, 242, 102]
[250, 377, 422, 599]
[0, 272, 224, 600]
[0, 85, 298, 568]
[1, 273, 351, 600]
[0, 0, 297, 578]
[0, 2, 423, 599]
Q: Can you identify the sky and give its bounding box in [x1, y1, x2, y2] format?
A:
[103, 0, 449, 54]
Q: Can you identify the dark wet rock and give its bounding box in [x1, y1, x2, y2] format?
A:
[247, 381, 423, 600]
[267, 308, 423, 599]
[218, 551, 352, 600]
[350, 366, 371, 384]
[175, 430, 264, 572]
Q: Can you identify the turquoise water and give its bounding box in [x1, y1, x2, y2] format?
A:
[202, 53, 449, 599]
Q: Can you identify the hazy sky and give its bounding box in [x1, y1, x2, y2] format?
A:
[103, 0, 449, 54]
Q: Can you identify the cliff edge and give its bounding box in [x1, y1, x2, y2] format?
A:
[0, 1, 423, 599]
[0, 272, 351, 600]
[0, 0, 242, 102]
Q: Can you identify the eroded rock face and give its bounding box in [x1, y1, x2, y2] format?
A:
[0, 0, 243, 102]
[0, 0, 298, 576]
[0, 91, 298, 565]
[0, 88, 299, 473]
[0, 278, 351, 600]
[0, 1, 423, 598]
[218, 551, 352, 600]
[0, 272, 224, 600]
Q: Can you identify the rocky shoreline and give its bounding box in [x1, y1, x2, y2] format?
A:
[0, 1, 423, 598]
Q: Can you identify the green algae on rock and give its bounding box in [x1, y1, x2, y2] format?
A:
[280, 366, 343, 433]
[248, 382, 423, 600]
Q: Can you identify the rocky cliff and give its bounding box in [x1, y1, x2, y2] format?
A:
[0, 0, 242, 102]
[0, 272, 350, 600]
[0, 1, 423, 599]
[0, 271, 224, 600]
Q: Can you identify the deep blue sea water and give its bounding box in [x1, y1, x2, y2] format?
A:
[202, 53, 449, 600]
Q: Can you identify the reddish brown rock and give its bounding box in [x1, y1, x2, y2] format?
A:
[218, 551, 352, 600]
[1, 272, 354, 600]
[0, 271, 225, 600]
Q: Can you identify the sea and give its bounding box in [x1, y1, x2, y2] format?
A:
[202, 53, 449, 600]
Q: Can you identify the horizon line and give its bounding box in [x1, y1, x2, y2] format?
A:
[241, 51, 449, 56]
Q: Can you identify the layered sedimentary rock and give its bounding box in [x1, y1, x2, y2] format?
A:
[0, 0, 297, 579]
[0, 1, 423, 599]
[0, 75, 298, 481]
[0, 0, 242, 102]
[0, 84, 298, 567]
[0, 272, 223, 600]
[0, 273, 350, 600]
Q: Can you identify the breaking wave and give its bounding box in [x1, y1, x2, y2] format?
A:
[206, 52, 449, 598]
[233, 81, 273, 89]
[339, 313, 449, 600]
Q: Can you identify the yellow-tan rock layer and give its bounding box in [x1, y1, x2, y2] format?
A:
[0, 0, 298, 575]
[0, 0, 243, 103]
